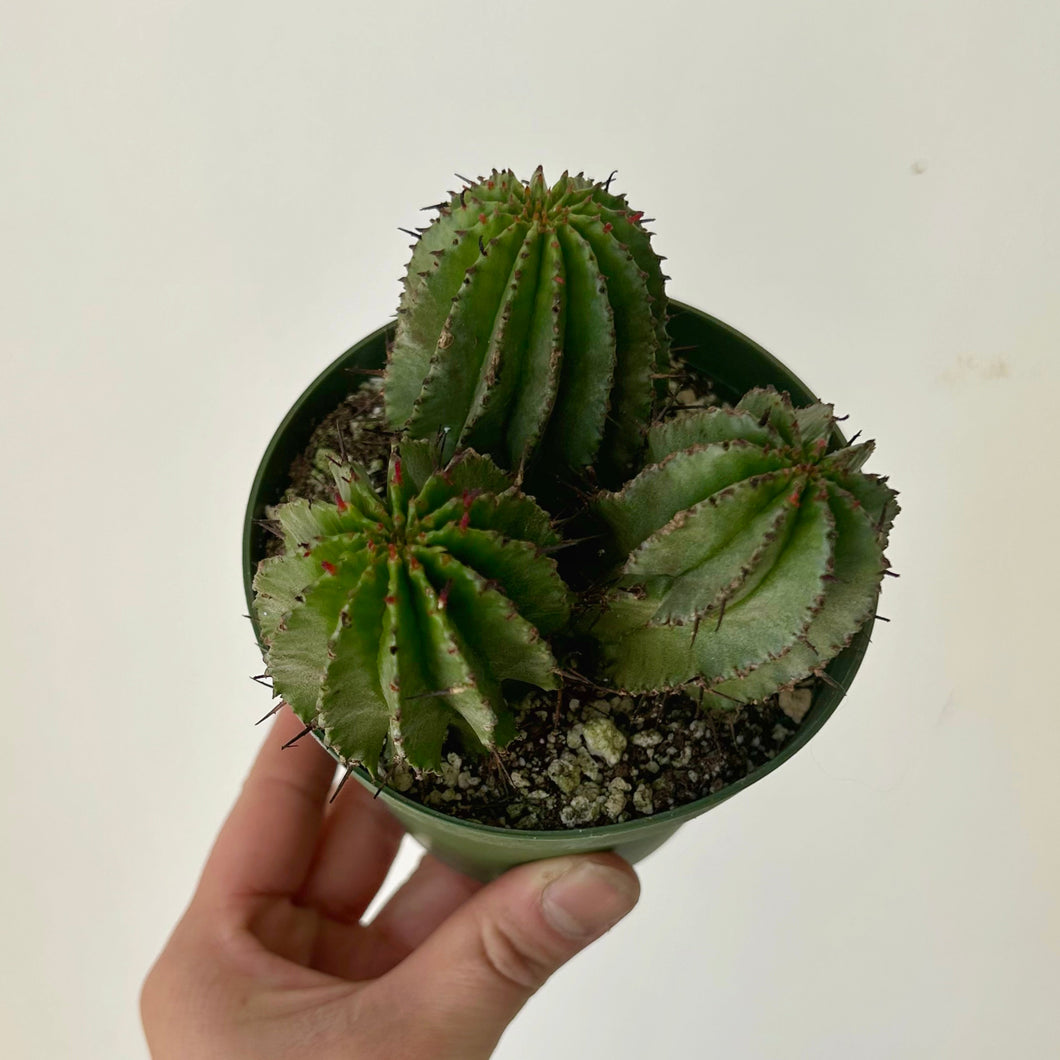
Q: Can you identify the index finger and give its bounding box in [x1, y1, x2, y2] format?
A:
[197, 707, 336, 904]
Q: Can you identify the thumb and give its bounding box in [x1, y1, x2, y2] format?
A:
[374, 853, 640, 1056]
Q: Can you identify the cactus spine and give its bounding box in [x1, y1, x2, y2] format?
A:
[592, 388, 899, 704]
[385, 167, 668, 482]
[254, 442, 571, 775]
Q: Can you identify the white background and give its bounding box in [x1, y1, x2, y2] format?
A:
[2, 2, 1058, 1057]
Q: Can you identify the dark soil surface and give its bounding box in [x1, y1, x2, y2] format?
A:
[285, 375, 393, 503]
[383, 677, 811, 830]
[265, 377, 392, 558]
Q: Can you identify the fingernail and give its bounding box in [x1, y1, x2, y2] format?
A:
[541, 860, 639, 939]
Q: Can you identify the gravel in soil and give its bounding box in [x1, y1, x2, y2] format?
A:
[380, 677, 813, 830]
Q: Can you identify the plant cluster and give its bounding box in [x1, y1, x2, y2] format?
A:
[253, 168, 898, 780]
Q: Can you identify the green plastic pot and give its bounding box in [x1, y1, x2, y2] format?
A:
[242, 302, 873, 881]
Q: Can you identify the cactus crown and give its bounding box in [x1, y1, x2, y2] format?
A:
[254, 442, 571, 775]
[385, 167, 668, 483]
[592, 388, 899, 704]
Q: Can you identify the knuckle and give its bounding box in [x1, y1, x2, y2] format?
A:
[479, 919, 556, 992]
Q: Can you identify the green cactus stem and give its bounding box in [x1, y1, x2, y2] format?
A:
[591, 388, 899, 705]
[253, 441, 571, 776]
[385, 167, 669, 482]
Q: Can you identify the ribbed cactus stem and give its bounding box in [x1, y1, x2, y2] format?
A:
[386, 167, 669, 482]
[253, 442, 571, 775]
[591, 388, 899, 703]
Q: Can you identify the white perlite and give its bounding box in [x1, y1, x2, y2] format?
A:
[560, 793, 598, 827]
[604, 777, 631, 819]
[582, 715, 628, 766]
[439, 752, 462, 788]
[387, 760, 414, 792]
[631, 729, 663, 748]
[546, 756, 581, 795]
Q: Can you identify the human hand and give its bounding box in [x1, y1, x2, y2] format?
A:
[141, 708, 640, 1059]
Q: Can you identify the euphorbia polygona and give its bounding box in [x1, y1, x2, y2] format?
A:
[385, 167, 668, 482]
[253, 442, 571, 775]
[591, 388, 899, 704]
[251, 168, 901, 785]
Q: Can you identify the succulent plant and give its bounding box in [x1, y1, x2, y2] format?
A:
[385, 167, 669, 482]
[590, 388, 899, 705]
[253, 441, 571, 775]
